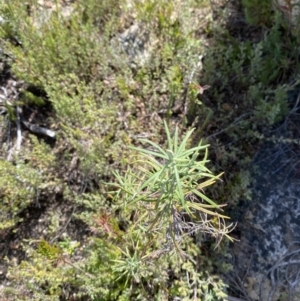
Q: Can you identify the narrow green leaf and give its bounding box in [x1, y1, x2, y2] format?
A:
[177, 128, 195, 154]
[164, 120, 173, 151]
[173, 125, 179, 153]
[135, 155, 162, 170]
[186, 201, 219, 216]
[187, 201, 229, 218]
[197, 178, 217, 189]
[192, 189, 220, 208]
[131, 146, 168, 160]
[177, 144, 209, 158]
[131, 139, 168, 157]
[173, 165, 192, 216]
[173, 165, 184, 201]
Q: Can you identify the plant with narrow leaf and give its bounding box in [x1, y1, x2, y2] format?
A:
[112, 240, 149, 287]
[112, 121, 233, 251]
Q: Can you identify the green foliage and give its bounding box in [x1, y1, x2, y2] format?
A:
[112, 121, 232, 249]
[112, 241, 148, 286]
[4, 242, 75, 301]
[37, 239, 62, 262]
[189, 10, 297, 207]
[0, 0, 231, 299]
[0, 136, 58, 230]
[76, 234, 229, 301]
[0, 0, 122, 86]
[76, 238, 123, 300]
[2, 0, 297, 299]
[66, 122, 231, 300]
[0, 159, 39, 229]
[21, 91, 45, 106]
[242, 0, 274, 26]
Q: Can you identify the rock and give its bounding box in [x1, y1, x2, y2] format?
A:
[118, 22, 157, 67]
[231, 136, 300, 300]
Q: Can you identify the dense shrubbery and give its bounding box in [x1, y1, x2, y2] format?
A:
[0, 0, 298, 300]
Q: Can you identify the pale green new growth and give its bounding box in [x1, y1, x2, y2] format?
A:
[112, 121, 233, 253]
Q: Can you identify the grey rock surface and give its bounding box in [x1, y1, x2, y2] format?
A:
[232, 136, 300, 300]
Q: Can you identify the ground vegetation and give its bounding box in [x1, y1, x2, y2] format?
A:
[0, 0, 299, 300]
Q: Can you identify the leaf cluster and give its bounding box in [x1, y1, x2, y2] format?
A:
[113, 121, 230, 242]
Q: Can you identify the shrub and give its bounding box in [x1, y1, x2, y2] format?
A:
[112, 120, 233, 251]
[0, 135, 59, 230]
[242, 0, 274, 26]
